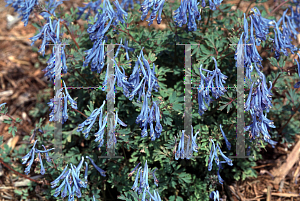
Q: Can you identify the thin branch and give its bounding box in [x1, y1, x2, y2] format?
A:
[269, 0, 290, 16]
[0, 158, 50, 185]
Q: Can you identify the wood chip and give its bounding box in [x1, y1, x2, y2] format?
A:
[262, 189, 300, 197]
[0, 90, 13, 97]
[270, 138, 300, 185]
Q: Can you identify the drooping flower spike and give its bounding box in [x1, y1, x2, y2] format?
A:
[22, 140, 55, 175]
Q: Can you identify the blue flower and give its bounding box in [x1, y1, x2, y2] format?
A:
[132, 167, 141, 191]
[152, 168, 159, 187]
[220, 124, 231, 150]
[208, 139, 215, 171]
[216, 144, 233, 166]
[209, 190, 220, 201]
[129, 162, 141, 177]
[86, 156, 106, 177]
[179, 130, 185, 159]
[0, 102, 6, 109]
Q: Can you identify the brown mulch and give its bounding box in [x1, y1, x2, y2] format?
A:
[0, 0, 299, 201]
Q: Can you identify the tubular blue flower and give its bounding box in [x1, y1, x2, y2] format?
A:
[132, 167, 141, 191]
[53, 177, 66, 197]
[42, 145, 52, 162]
[173, 0, 188, 27]
[180, 130, 185, 159]
[153, 101, 162, 137]
[86, 156, 106, 177]
[245, 82, 254, 112]
[62, 95, 68, 124]
[142, 187, 147, 201]
[129, 162, 141, 177]
[152, 168, 159, 187]
[37, 152, 45, 175]
[220, 124, 231, 150]
[216, 144, 233, 166]
[23, 140, 39, 175]
[63, 81, 77, 110]
[143, 160, 149, 189]
[209, 0, 216, 10]
[208, 139, 215, 171]
[191, 125, 199, 152]
[51, 164, 69, 188]
[0, 102, 6, 109]
[209, 190, 220, 201]
[249, 16, 263, 64]
[150, 122, 156, 141]
[210, 139, 219, 166]
[175, 135, 181, 160]
[217, 163, 224, 185]
[138, 167, 143, 194]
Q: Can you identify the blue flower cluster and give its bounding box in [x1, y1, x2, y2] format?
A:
[173, 0, 201, 31]
[237, 7, 299, 82]
[76, 100, 127, 148]
[130, 161, 162, 201]
[207, 138, 232, 185]
[5, 0, 39, 26]
[140, 0, 166, 26]
[21, 140, 55, 175]
[102, 45, 161, 140]
[51, 156, 105, 201]
[48, 81, 77, 124]
[175, 125, 199, 160]
[29, 6, 68, 81]
[197, 57, 228, 116]
[234, 7, 300, 150]
[84, 0, 128, 73]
